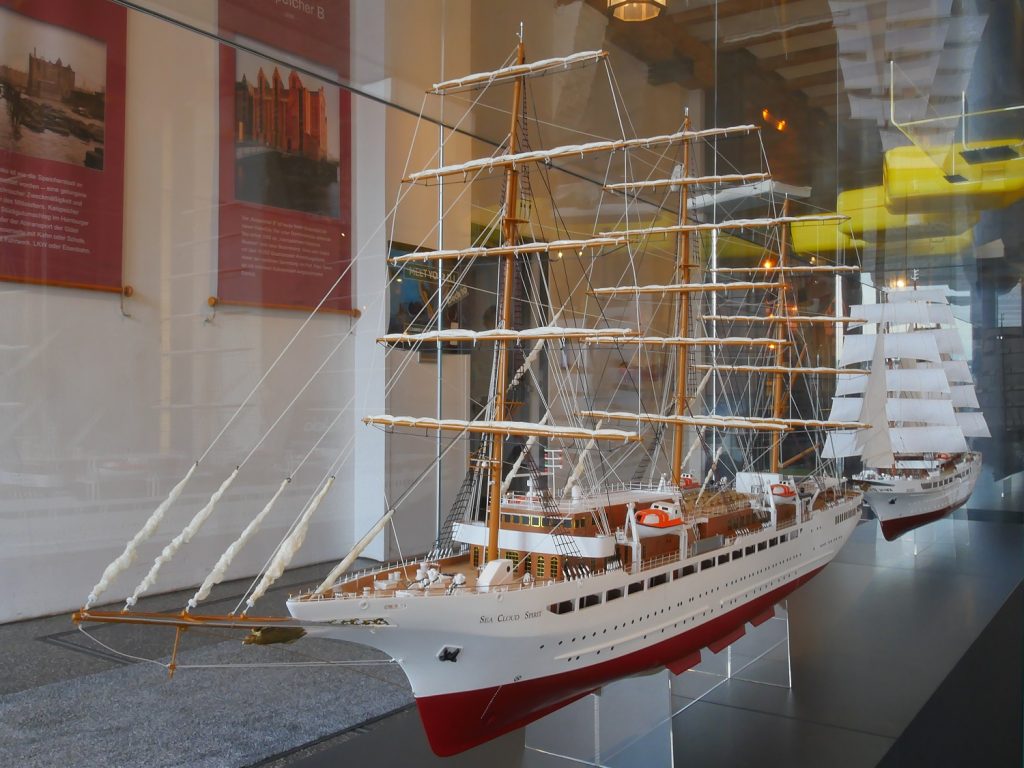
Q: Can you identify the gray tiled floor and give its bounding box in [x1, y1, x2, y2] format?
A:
[0, 561, 415, 768]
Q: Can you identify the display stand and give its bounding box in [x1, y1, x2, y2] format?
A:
[879, 507, 972, 556]
[670, 600, 791, 711]
[522, 603, 790, 767]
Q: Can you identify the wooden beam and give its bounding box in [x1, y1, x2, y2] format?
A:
[718, 20, 836, 51]
[783, 67, 841, 90]
[666, 0, 779, 26]
[758, 43, 838, 72]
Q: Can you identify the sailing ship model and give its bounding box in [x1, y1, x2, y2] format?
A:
[824, 284, 988, 540]
[75, 43, 869, 757]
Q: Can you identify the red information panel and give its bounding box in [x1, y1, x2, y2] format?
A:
[217, 0, 352, 312]
[0, 0, 126, 292]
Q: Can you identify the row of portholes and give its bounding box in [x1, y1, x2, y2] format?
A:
[557, 606, 715, 664]
[541, 529, 808, 662]
[721, 553, 802, 608]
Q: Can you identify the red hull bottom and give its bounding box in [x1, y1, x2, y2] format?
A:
[415, 564, 826, 756]
[878, 500, 967, 541]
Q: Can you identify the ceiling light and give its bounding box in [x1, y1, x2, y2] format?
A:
[608, 0, 666, 22]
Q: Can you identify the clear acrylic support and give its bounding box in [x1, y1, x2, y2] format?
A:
[670, 600, 791, 711]
[522, 603, 790, 767]
[880, 506, 972, 556]
[522, 669, 673, 768]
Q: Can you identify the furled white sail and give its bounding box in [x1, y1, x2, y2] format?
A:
[605, 172, 770, 192]
[388, 236, 626, 263]
[85, 461, 198, 609]
[431, 50, 607, 94]
[125, 467, 240, 609]
[379, 326, 635, 344]
[599, 214, 845, 240]
[364, 415, 639, 442]
[246, 476, 335, 610]
[187, 476, 292, 611]
[313, 507, 396, 597]
[503, 414, 551, 495]
[405, 125, 757, 183]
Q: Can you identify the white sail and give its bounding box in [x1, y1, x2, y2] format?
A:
[836, 368, 951, 395]
[888, 427, 968, 454]
[888, 398, 958, 425]
[828, 397, 863, 423]
[886, 286, 951, 304]
[942, 359, 973, 384]
[822, 430, 859, 459]
[951, 385, 980, 409]
[857, 334, 895, 467]
[925, 328, 966, 357]
[848, 302, 955, 327]
[829, 396, 959, 427]
[838, 332, 940, 366]
[956, 412, 991, 437]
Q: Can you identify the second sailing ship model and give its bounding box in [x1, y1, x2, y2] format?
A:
[76, 42, 868, 756]
[824, 283, 988, 539]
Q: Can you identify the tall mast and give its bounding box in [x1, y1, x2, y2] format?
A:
[770, 198, 791, 473]
[670, 114, 692, 486]
[486, 38, 526, 563]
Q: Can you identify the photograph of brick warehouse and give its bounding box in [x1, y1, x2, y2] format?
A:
[0, 6, 106, 170]
[232, 50, 341, 219]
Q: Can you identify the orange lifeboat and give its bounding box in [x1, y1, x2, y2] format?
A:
[679, 474, 699, 490]
[635, 506, 684, 537]
[770, 483, 796, 499]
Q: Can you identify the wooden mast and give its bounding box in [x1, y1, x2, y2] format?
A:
[486, 39, 526, 563]
[670, 114, 692, 486]
[770, 198, 791, 473]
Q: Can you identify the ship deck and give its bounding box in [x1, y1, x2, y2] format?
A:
[293, 488, 860, 604]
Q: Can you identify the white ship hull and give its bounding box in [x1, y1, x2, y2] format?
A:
[287, 490, 861, 755]
[858, 452, 980, 540]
